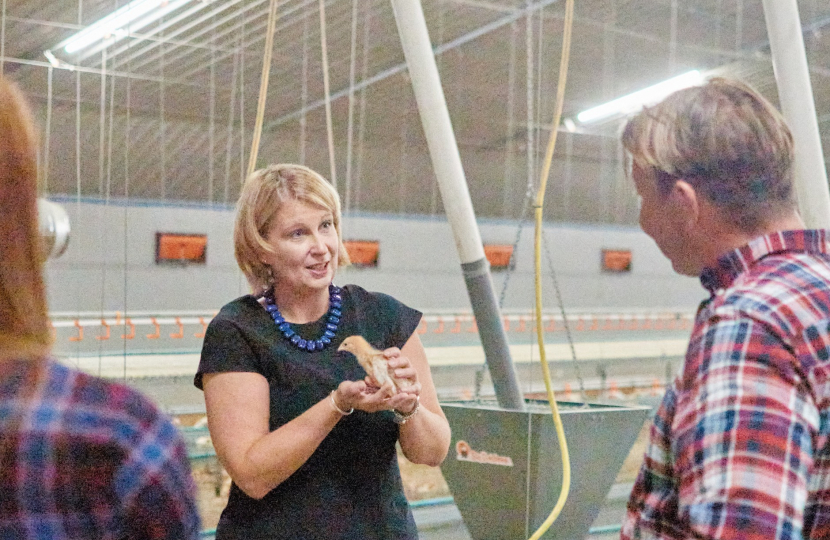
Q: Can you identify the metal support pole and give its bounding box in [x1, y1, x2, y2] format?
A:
[390, 0, 525, 411]
[762, 0, 830, 228]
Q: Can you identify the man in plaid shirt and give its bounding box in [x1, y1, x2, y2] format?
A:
[621, 77, 830, 539]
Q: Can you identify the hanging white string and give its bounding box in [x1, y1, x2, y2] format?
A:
[534, 6, 544, 196]
[525, 10, 536, 197]
[160, 35, 167, 200]
[44, 66, 54, 194]
[522, 12, 538, 531]
[97, 47, 109, 367]
[123, 42, 132, 379]
[502, 21, 518, 219]
[209, 12, 217, 205]
[318, 0, 337, 189]
[106, 62, 116, 201]
[71, 0, 84, 371]
[122, 0, 133, 379]
[99, 49, 108, 197]
[75, 74, 82, 204]
[75, 0, 83, 204]
[125, 72, 132, 201]
[1, 0, 6, 74]
[237, 5, 251, 295]
[246, 0, 279, 177]
[344, 0, 359, 214]
[300, 12, 309, 163]
[239, 22, 247, 186]
[223, 45, 240, 203]
[354, 1, 372, 213]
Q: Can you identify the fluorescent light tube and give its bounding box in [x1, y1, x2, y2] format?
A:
[57, 0, 195, 55]
[576, 70, 705, 124]
[43, 50, 61, 68]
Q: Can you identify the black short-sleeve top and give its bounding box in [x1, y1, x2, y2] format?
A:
[195, 284, 422, 540]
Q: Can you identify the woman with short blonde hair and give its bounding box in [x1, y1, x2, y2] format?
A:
[234, 164, 351, 293]
[197, 163, 450, 540]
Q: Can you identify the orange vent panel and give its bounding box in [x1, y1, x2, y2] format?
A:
[344, 240, 379, 267]
[156, 233, 207, 264]
[484, 244, 514, 269]
[602, 249, 632, 272]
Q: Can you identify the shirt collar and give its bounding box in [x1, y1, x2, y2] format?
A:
[699, 229, 830, 294]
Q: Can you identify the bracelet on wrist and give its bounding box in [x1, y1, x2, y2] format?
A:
[330, 390, 354, 416]
[393, 396, 420, 425]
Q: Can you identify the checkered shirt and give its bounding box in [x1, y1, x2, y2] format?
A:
[0, 359, 200, 540]
[622, 229, 830, 540]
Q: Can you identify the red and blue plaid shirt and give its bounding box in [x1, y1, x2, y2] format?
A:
[0, 358, 200, 540]
[622, 230, 830, 540]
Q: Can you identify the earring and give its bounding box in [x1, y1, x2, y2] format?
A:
[262, 266, 274, 294]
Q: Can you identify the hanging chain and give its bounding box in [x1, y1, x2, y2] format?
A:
[474, 184, 535, 402]
[541, 228, 589, 404]
[498, 184, 535, 308]
[474, 188, 591, 405]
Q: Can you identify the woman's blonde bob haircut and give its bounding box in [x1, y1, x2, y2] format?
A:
[0, 77, 52, 362]
[234, 164, 350, 292]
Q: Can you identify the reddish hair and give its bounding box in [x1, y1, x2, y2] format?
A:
[0, 77, 51, 362]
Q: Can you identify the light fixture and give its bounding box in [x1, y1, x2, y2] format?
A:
[49, 0, 197, 56]
[576, 70, 705, 124]
[43, 50, 61, 68]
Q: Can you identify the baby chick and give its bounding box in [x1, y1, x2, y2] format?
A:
[338, 335, 411, 394]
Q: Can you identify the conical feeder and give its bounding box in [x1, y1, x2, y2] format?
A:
[440, 399, 651, 540]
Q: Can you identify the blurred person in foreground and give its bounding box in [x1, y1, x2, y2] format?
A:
[0, 76, 200, 539]
[195, 163, 450, 539]
[620, 76, 830, 540]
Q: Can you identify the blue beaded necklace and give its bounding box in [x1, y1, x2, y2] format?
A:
[264, 284, 342, 352]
